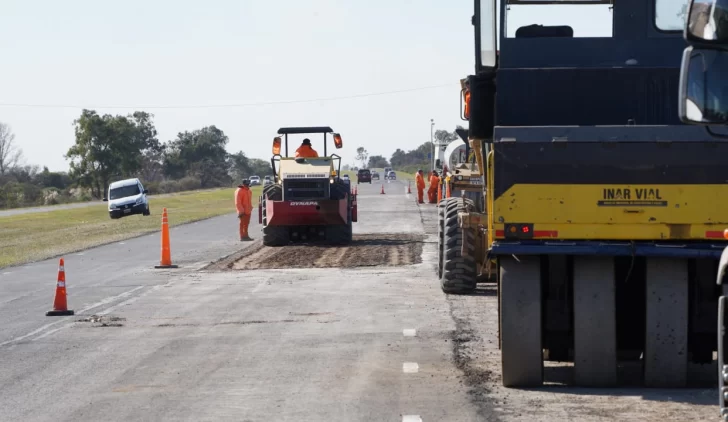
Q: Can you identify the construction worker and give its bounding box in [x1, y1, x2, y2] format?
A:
[235, 179, 254, 241]
[415, 169, 426, 204]
[295, 138, 319, 158]
[428, 170, 439, 204]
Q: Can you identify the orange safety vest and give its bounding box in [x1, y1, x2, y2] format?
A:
[295, 145, 319, 158]
[415, 173, 426, 189]
[235, 186, 253, 214]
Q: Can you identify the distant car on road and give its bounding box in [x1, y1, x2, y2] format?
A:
[357, 168, 372, 184]
[249, 175, 261, 186]
[263, 175, 273, 186]
[371, 170, 380, 180]
[342, 174, 351, 185]
[387, 171, 397, 181]
[104, 178, 150, 219]
[383, 167, 393, 180]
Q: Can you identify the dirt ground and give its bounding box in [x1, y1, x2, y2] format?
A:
[204, 233, 425, 271]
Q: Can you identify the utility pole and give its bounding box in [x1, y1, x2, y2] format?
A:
[430, 119, 435, 172]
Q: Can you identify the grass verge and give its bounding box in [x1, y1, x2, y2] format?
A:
[0, 187, 262, 269]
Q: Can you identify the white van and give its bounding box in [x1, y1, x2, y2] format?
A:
[104, 178, 150, 219]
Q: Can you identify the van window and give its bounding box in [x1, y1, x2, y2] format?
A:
[109, 184, 141, 200]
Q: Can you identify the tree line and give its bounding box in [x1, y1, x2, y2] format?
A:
[352, 127, 463, 174]
[0, 110, 272, 209]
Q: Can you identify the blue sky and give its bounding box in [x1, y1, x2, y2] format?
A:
[0, 1, 679, 171]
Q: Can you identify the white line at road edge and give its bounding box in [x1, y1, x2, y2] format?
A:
[403, 329, 416, 337]
[403, 362, 419, 373]
[402, 416, 422, 422]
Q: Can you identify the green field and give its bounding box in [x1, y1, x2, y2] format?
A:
[0, 187, 262, 269]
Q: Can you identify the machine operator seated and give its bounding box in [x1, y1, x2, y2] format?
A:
[295, 138, 319, 158]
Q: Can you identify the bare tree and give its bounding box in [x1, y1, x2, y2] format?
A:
[0, 122, 23, 175]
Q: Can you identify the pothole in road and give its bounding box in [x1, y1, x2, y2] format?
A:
[205, 233, 425, 271]
[76, 315, 126, 327]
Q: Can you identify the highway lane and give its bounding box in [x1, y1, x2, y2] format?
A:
[1, 180, 485, 422]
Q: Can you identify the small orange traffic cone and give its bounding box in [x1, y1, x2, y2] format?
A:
[155, 208, 178, 269]
[380, 184, 385, 194]
[46, 258, 74, 316]
[407, 181, 412, 194]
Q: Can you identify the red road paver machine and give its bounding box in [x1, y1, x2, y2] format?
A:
[259, 127, 357, 246]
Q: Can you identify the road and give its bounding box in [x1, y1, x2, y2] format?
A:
[0, 179, 717, 421]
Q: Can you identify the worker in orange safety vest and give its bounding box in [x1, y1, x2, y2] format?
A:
[295, 138, 319, 158]
[415, 169, 426, 204]
[235, 179, 254, 241]
[428, 170, 440, 204]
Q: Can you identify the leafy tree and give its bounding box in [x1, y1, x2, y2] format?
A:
[367, 155, 389, 168]
[248, 158, 273, 177]
[163, 125, 231, 188]
[229, 151, 253, 182]
[65, 110, 160, 198]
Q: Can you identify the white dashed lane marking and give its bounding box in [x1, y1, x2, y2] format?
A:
[403, 329, 416, 337]
[402, 416, 422, 422]
[402, 362, 419, 373]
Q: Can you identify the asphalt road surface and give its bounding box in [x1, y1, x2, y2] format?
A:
[0, 179, 717, 421]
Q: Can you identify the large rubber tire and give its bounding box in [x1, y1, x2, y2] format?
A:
[262, 185, 289, 247]
[437, 200, 448, 279]
[440, 197, 477, 294]
[326, 181, 353, 245]
[143, 205, 150, 216]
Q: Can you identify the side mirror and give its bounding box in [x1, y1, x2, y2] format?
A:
[475, 0, 497, 70]
[143, 189, 149, 194]
[678, 46, 728, 125]
[685, 0, 728, 44]
[102, 197, 108, 202]
[333, 133, 343, 149]
[272, 136, 282, 155]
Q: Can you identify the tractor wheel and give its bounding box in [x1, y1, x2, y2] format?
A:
[326, 181, 353, 245]
[437, 199, 448, 279]
[262, 185, 288, 247]
[438, 198, 464, 279]
[441, 197, 477, 294]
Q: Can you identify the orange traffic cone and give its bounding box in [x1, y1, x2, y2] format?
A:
[155, 208, 178, 269]
[380, 184, 385, 195]
[446, 181, 451, 198]
[407, 181, 412, 194]
[46, 258, 74, 316]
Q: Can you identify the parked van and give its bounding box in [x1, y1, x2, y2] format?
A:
[104, 178, 150, 219]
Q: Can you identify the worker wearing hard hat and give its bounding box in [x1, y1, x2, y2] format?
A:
[295, 138, 319, 158]
[415, 169, 426, 204]
[428, 170, 440, 204]
[235, 179, 254, 241]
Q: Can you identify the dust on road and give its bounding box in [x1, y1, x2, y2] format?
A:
[206, 233, 425, 271]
